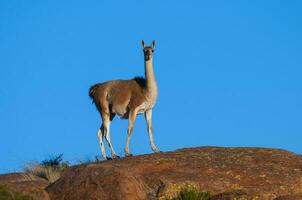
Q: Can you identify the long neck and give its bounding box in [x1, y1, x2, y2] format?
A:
[144, 58, 157, 91]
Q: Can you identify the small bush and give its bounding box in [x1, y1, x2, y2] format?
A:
[24, 154, 69, 183]
[159, 184, 211, 200]
[0, 185, 33, 200]
[41, 154, 64, 167]
[171, 187, 211, 200]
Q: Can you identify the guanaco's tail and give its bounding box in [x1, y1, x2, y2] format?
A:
[89, 84, 99, 100]
[89, 84, 103, 113]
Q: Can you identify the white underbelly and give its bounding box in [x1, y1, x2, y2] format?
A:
[137, 99, 156, 114]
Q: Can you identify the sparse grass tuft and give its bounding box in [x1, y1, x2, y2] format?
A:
[0, 185, 33, 200]
[171, 187, 211, 200]
[159, 183, 211, 200]
[77, 156, 102, 164]
[24, 154, 69, 183]
[40, 154, 65, 167]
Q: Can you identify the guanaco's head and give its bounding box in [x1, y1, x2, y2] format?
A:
[142, 40, 155, 61]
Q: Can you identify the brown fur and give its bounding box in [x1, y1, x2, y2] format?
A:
[89, 77, 147, 119]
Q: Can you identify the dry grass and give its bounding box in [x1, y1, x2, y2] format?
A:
[24, 154, 69, 183]
[24, 163, 61, 183]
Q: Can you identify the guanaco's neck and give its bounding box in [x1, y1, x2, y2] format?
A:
[144, 58, 157, 92]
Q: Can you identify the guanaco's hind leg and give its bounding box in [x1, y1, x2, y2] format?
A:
[145, 109, 160, 153]
[97, 98, 118, 160]
[125, 108, 138, 156]
[103, 113, 119, 158]
[102, 112, 118, 159]
[97, 126, 107, 160]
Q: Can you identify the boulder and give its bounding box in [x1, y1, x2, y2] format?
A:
[46, 147, 302, 200]
[0, 172, 50, 200]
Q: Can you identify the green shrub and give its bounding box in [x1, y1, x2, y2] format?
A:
[41, 154, 64, 167]
[171, 187, 211, 200]
[0, 185, 33, 200]
[159, 184, 211, 200]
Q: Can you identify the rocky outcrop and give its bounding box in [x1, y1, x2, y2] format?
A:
[274, 194, 302, 200]
[46, 147, 302, 200]
[0, 173, 50, 200]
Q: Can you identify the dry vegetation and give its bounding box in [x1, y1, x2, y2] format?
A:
[24, 154, 69, 183]
[159, 183, 211, 200]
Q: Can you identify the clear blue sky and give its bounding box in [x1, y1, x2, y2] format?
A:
[0, 1, 301, 173]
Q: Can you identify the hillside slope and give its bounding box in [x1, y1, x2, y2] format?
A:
[46, 147, 302, 200]
[0, 173, 50, 200]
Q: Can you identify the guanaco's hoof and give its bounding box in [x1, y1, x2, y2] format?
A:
[125, 153, 133, 157]
[112, 155, 120, 159]
[106, 157, 113, 160]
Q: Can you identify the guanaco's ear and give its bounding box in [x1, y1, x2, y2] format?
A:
[142, 40, 146, 48]
[151, 40, 155, 49]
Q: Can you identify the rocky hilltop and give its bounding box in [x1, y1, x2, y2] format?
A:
[1, 147, 302, 200]
[47, 147, 302, 200]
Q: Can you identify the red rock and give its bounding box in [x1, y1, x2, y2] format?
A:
[0, 172, 50, 200]
[46, 147, 302, 200]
